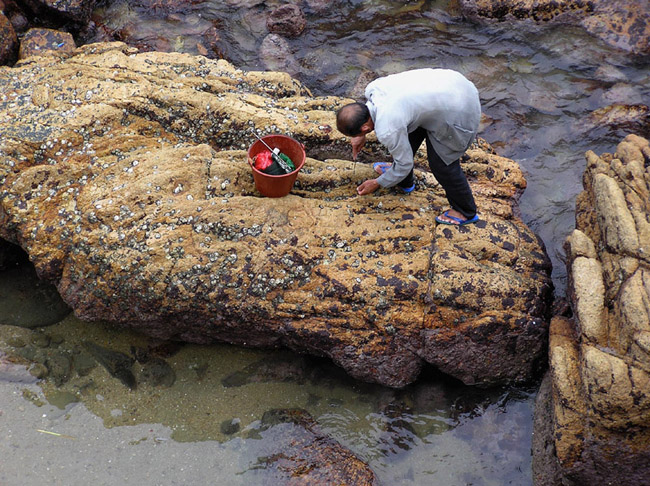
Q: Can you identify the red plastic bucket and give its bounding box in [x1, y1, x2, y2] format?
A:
[248, 135, 306, 197]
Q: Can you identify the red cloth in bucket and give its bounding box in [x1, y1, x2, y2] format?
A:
[254, 151, 273, 170]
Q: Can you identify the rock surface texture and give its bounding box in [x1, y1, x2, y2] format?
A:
[459, 0, 650, 55]
[267, 4, 306, 38]
[0, 43, 552, 388]
[533, 134, 650, 485]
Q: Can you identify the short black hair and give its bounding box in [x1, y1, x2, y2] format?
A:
[336, 102, 370, 136]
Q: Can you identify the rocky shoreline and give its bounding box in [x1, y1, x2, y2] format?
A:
[533, 134, 650, 485]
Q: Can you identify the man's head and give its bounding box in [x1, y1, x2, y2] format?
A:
[336, 102, 373, 137]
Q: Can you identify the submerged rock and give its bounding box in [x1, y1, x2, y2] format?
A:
[534, 135, 650, 485]
[135, 357, 175, 387]
[20, 0, 99, 26]
[458, 0, 650, 55]
[0, 43, 552, 388]
[267, 4, 306, 38]
[259, 33, 301, 76]
[222, 354, 312, 388]
[0, 351, 39, 384]
[257, 408, 379, 485]
[83, 341, 136, 389]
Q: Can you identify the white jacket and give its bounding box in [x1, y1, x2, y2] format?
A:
[365, 68, 481, 188]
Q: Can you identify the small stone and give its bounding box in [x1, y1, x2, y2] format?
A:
[6, 334, 27, 348]
[29, 363, 48, 379]
[267, 4, 306, 38]
[45, 351, 72, 386]
[220, 418, 241, 435]
[31, 333, 51, 348]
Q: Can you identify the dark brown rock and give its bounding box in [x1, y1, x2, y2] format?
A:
[20, 0, 98, 25]
[8, 11, 28, 33]
[18, 28, 76, 60]
[0, 12, 18, 65]
[267, 4, 306, 38]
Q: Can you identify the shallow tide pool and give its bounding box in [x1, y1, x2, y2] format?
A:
[1, 280, 535, 485]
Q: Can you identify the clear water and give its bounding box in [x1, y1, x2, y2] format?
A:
[0, 275, 536, 485]
[2, 0, 649, 484]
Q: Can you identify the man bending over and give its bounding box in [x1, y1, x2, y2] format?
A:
[336, 68, 481, 226]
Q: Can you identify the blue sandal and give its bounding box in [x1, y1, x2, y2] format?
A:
[373, 162, 392, 174]
[373, 162, 415, 194]
[435, 211, 479, 226]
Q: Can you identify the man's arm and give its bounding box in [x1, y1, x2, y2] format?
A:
[357, 178, 380, 195]
[351, 135, 366, 161]
[375, 128, 414, 187]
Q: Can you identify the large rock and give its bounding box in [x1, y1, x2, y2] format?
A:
[458, 0, 650, 55]
[534, 134, 650, 485]
[0, 42, 552, 388]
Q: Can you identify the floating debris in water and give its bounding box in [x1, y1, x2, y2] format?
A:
[36, 429, 76, 439]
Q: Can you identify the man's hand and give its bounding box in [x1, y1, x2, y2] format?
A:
[351, 134, 366, 161]
[357, 179, 380, 195]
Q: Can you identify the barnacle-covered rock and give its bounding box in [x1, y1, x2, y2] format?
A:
[0, 43, 552, 388]
[458, 0, 650, 55]
[533, 135, 650, 485]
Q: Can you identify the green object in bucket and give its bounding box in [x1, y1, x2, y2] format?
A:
[262, 151, 295, 175]
[279, 153, 295, 170]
